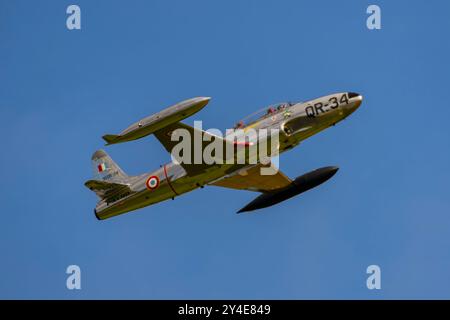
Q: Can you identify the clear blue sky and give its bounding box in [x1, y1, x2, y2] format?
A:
[1, 0, 450, 299]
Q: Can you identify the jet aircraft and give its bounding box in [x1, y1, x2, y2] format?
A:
[85, 93, 363, 220]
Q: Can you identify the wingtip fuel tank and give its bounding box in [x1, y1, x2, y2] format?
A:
[102, 96, 211, 145]
[237, 166, 339, 213]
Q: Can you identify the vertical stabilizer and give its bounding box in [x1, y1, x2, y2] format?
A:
[91, 149, 128, 182]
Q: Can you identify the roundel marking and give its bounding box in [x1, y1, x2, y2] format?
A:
[146, 175, 160, 190]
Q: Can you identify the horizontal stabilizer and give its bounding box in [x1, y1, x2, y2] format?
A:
[84, 179, 133, 203]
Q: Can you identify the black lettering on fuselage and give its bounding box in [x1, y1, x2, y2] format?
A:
[306, 106, 315, 117]
[314, 102, 325, 115]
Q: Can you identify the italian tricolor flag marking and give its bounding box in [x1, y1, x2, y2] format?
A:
[98, 163, 106, 172]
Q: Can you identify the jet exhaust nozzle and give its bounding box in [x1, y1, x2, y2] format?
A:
[237, 166, 339, 213]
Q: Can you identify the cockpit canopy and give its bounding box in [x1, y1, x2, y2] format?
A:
[234, 102, 297, 129]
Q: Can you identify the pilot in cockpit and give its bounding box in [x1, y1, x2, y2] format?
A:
[277, 104, 287, 111]
[234, 120, 245, 129]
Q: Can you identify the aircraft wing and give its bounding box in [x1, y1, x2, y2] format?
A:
[209, 163, 292, 192]
[84, 179, 133, 202]
[154, 122, 233, 176]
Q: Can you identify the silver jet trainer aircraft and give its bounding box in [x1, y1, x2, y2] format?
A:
[85, 93, 363, 220]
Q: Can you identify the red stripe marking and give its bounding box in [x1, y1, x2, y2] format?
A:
[163, 164, 178, 196]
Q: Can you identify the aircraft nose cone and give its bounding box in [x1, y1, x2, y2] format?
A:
[347, 92, 363, 113]
[354, 94, 363, 108]
[353, 94, 363, 108]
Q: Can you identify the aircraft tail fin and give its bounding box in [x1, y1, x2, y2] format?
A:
[102, 134, 119, 145]
[91, 149, 128, 183]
